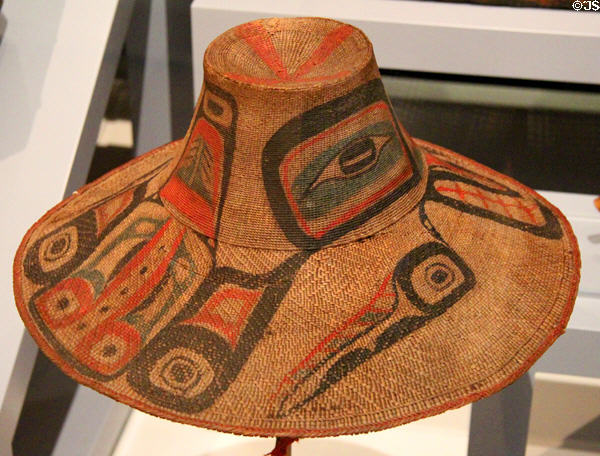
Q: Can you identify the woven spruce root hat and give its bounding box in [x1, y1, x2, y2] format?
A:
[14, 16, 580, 448]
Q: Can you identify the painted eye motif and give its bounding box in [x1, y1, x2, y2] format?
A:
[34, 277, 94, 329]
[292, 118, 402, 225]
[151, 349, 214, 397]
[424, 262, 455, 291]
[308, 135, 391, 192]
[395, 242, 475, 315]
[202, 88, 234, 128]
[24, 212, 98, 285]
[127, 324, 230, 412]
[263, 78, 421, 249]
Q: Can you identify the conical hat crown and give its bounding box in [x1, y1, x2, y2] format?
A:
[160, 17, 426, 249]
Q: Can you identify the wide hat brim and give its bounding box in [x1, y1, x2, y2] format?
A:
[13, 135, 579, 437]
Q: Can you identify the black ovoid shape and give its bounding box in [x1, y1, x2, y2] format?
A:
[207, 98, 224, 116]
[24, 166, 170, 382]
[262, 78, 421, 250]
[127, 251, 313, 414]
[339, 136, 379, 176]
[23, 211, 98, 286]
[277, 241, 475, 417]
[421, 166, 563, 241]
[23, 182, 151, 287]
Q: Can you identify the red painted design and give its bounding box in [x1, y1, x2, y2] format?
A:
[312, 167, 412, 238]
[435, 182, 540, 224]
[193, 118, 224, 205]
[93, 219, 183, 316]
[69, 219, 185, 375]
[293, 25, 354, 79]
[161, 119, 224, 237]
[281, 102, 411, 239]
[274, 273, 395, 396]
[424, 152, 445, 167]
[35, 277, 94, 329]
[234, 22, 289, 80]
[94, 189, 135, 236]
[424, 151, 506, 191]
[75, 320, 142, 376]
[161, 175, 216, 237]
[184, 287, 262, 348]
[227, 23, 354, 86]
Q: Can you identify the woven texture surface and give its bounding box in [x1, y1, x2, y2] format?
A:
[13, 17, 580, 437]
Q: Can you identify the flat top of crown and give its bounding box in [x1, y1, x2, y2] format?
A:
[204, 17, 373, 90]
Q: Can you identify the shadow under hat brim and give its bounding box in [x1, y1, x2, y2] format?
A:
[13, 137, 580, 437]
